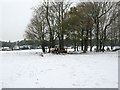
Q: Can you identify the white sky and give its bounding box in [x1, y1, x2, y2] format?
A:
[0, 0, 41, 42]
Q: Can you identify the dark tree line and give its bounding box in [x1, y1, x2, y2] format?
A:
[0, 39, 49, 49]
[25, 1, 120, 53]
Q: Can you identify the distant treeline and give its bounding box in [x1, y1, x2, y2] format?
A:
[0, 38, 119, 49]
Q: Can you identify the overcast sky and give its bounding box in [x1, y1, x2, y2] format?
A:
[0, 0, 42, 42]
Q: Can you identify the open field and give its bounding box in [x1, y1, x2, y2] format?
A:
[0, 49, 118, 88]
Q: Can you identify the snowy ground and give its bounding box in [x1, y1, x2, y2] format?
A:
[0, 49, 118, 88]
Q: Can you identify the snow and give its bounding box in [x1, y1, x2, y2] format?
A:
[0, 49, 118, 88]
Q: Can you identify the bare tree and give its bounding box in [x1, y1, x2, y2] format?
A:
[25, 6, 47, 53]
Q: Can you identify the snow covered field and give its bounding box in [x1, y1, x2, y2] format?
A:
[0, 49, 118, 88]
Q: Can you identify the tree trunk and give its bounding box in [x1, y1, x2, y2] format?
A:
[74, 41, 76, 51]
[77, 42, 79, 51]
[59, 2, 64, 50]
[83, 38, 87, 53]
[41, 43, 45, 53]
[46, 1, 54, 52]
[84, 29, 89, 52]
[60, 34, 64, 49]
[96, 18, 99, 52]
[118, 2, 120, 45]
[89, 28, 92, 52]
[99, 39, 102, 52]
[81, 29, 84, 51]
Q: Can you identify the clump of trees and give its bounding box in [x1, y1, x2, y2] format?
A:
[25, 0, 120, 53]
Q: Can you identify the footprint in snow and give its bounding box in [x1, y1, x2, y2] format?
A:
[40, 70, 44, 72]
[35, 78, 39, 84]
[72, 83, 80, 86]
[35, 81, 39, 84]
[73, 74, 76, 76]
[95, 83, 100, 86]
[61, 64, 66, 67]
[46, 69, 54, 71]
[16, 73, 22, 77]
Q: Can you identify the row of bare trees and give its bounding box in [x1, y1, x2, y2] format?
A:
[25, 1, 120, 53]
